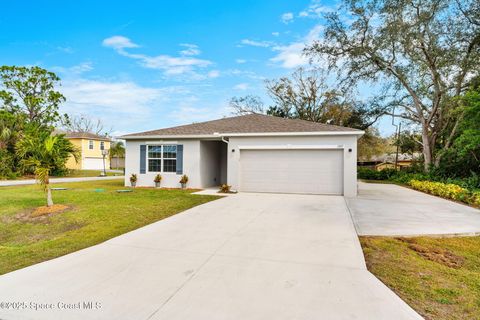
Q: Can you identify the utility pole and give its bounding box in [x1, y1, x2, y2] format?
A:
[394, 122, 401, 171]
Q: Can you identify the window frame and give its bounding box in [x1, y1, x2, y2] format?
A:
[146, 144, 177, 174]
[88, 140, 94, 150]
[100, 141, 105, 150]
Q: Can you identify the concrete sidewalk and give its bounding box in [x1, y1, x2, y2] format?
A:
[0, 193, 421, 320]
[0, 175, 124, 187]
[347, 182, 480, 236]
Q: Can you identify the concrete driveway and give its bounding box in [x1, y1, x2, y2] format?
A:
[347, 182, 480, 236]
[0, 193, 421, 320]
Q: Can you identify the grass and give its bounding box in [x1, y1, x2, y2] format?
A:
[60, 169, 119, 177]
[360, 236, 480, 320]
[0, 180, 219, 275]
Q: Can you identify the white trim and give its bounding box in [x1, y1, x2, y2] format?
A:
[220, 131, 363, 137]
[120, 131, 364, 140]
[144, 140, 178, 144]
[122, 134, 216, 140]
[238, 144, 344, 150]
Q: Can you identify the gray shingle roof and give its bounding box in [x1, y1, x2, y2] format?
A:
[122, 114, 362, 137]
[64, 132, 111, 141]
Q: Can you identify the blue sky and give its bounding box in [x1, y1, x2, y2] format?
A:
[0, 0, 395, 136]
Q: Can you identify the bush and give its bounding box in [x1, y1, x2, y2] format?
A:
[0, 149, 16, 179]
[408, 180, 479, 207]
[219, 184, 232, 193]
[357, 168, 398, 180]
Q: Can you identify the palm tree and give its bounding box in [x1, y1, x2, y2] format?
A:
[17, 131, 79, 206]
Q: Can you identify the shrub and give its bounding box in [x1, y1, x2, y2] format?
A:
[130, 174, 137, 183]
[0, 149, 15, 179]
[408, 180, 466, 199]
[179, 174, 189, 184]
[357, 168, 397, 180]
[154, 174, 162, 183]
[219, 184, 232, 193]
[408, 180, 479, 207]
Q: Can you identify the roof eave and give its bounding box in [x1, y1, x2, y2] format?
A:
[119, 130, 365, 140]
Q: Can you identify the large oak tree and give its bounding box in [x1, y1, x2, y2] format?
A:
[305, 0, 480, 170]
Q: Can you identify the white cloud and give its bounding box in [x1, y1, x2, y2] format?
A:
[102, 35, 139, 50]
[233, 83, 249, 90]
[60, 78, 189, 132]
[235, 59, 247, 64]
[240, 39, 272, 48]
[102, 36, 215, 78]
[271, 43, 308, 69]
[270, 25, 323, 69]
[69, 62, 94, 74]
[179, 43, 201, 56]
[298, 1, 336, 19]
[52, 62, 93, 75]
[272, 32, 280, 37]
[281, 12, 294, 24]
[207, 70, 220, 78]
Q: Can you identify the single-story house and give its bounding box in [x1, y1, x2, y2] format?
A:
[65, 132, 111, 170]
[375, 160, 414, 171]
[120, 114, 364, 196]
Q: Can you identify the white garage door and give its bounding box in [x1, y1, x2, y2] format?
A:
[83, 157, 104, 170]
[239, 149, 343, 195]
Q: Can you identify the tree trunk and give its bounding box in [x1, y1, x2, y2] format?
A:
[421, 128, 433, 171]
[46, 185, 53, 207]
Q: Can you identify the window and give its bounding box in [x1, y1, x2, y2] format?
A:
[162, 145, 177, 172]
[89, 140, 94, 150]
[100, 141, 105, 150]
[147, 145, 177, 173]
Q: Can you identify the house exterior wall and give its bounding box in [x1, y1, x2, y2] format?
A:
[226, 135, 359, 197]
[125, 139, 202, 188]
[200, 141, 222, 187]
[65, 138, 83, 170]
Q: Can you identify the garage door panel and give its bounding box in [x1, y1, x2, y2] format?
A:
[240, 149, 343, 195]
[83, 157, 104, 170]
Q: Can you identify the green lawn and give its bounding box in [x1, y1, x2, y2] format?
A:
[361, 236, 480, 320]
[0, 180, 219, 275]
[61, 169, 119, 177]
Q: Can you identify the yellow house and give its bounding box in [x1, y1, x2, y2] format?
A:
[375, 160, 413, 171]
[65, 132, 111, 170]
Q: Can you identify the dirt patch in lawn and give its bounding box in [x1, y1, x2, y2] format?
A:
[396, 237, 465, 269]
[31, 204, 70, 217]
[5, 205, 74, 223]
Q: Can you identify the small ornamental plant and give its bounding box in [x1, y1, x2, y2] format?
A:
[130, 174, 137, 187]
[219, 184, 232, 193]
[179, 174, 189, 189]
[154, 174, 162, 188]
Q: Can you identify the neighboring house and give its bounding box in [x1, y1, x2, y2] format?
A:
[370, 153, 421, 171]
[65, 132, 111, 170]
[121, 114, 363, 196]
[375, 160, 413, 171]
